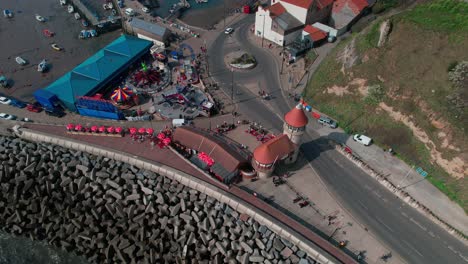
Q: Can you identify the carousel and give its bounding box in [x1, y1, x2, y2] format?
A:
[131, 62, 161, 88]
[110, 86, 135, 109]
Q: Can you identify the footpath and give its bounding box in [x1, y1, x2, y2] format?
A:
[262, 34, 468, 240]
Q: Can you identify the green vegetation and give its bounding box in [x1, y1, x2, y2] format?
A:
[402, 0, 468, 32]
[372, 0, 399, 14]
[304, 0, 468, 211]
[304, 50, 318, 67]
[231, 53, 256, 65]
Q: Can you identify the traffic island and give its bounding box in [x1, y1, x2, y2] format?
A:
[226, 51, 257, 70]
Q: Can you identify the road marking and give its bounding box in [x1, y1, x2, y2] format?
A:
[448, 245, 458, 254]
[373, 191, 382, 198]
[410, 217, 427, 231]
[401, 212, 408, 218]
[375, 217, 393, 232]
[403, 240, 423, 257]
[357, 200, 368, 210]
[428, 231, 435, 238]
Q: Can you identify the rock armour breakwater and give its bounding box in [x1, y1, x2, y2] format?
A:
[0, 136, 317, 264]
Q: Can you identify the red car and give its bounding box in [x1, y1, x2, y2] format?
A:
[26, 103, 42, 113]
[43, 29, 55, 37]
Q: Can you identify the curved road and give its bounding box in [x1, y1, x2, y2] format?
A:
[208, 15, 468, 264]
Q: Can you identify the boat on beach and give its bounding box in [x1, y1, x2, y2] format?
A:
[35, 14, 46, 22]
[37, 59, 47, 72]
[67, 5, 74, 13]
[195, 0, 208, 3]
[74, 12, 80, 20]
[60, 0, 67, 5]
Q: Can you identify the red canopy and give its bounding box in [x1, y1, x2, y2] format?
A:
[157, 133, 166, 140]
[66, 123, 74, 130]
[75, 124, 83, 131]
[115, 127, 123, 133]
[138, 127, 146, 134]
[129, 127, 137, 134]
[146, 128, 154, 135]
[99, 126, 106, 132]
[107, 126, 115, 133]
[91, 126, 98, 132]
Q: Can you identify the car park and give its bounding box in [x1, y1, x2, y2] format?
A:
[353, 134, 372, 146]
[45, 108, 65, 118]
[26, 103, 43, 113]
[0, 96, 12, 105]
[0, 113, 16, 120]
[224, 27, 234, 34]
[9, 99, 27, 108]
[318, 117, 337, 128]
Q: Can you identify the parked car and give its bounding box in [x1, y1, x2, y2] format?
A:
[9, 99, 27, 108]
[45, 108, 65, 118]
[26, 103, 42, 112]
[318, 117, 337, 128]
[0, 113, 16, 120]
[3, 9, 13, 18]
[0, 96, 12, 105]
[142, 6, 150, 13]
[224, 27, 234, 34]
[51, 43, 63, 51]
[353, 134, 372, 146]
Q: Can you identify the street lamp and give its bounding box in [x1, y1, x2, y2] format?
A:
[231, 67, 234, 102]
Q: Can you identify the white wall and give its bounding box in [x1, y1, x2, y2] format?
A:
[137, 33, 165, 48]
[279, 1, 308, 24]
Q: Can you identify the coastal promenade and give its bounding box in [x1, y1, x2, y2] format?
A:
[12, 122, 357, 264]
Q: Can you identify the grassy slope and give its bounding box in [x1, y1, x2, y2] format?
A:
[304, 0, 468, 211]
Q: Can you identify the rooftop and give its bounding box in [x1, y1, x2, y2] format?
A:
[43, 35, 152, 110]
[268, 2, 286, 17]
[253, 134, 296, 164]
[274, 12, 304, 31]
[285, 104, 309, 127]
[129, 18, 168, 37]
[303, 25, 328, 41]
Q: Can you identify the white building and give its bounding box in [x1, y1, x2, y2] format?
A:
[255, 0, 334, 46]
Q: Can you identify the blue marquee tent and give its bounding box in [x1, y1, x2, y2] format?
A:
[37, 34, 152, 111]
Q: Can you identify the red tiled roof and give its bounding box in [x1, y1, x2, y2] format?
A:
[303, 25, 327, 41]
[280, 0, 314, 9]
[285, 104, 309, 127]
[253, 134, 296, 164]
[267, 2, 286, 16]
[333, 0, 368, 15]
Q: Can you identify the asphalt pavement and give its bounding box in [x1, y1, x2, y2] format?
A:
[208, 15, 468, 264]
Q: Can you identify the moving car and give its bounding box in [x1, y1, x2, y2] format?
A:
[15, 56, 27, 66]
[3, 9, 13, 18]
[51, 43, 63, 51]
[0, 96, 12, 105]
[318, 117, 337, 128]
[0, 113, 16, 120]
[353, 134, 372, 146]
[36, 14, 46, 22]
[224, 27, 234, 34]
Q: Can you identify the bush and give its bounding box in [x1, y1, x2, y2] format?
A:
[372, 0, 398, 14]
[231, 53, 256, 65]
[363, 84, 385, 105]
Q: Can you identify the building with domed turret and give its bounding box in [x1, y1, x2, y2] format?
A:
[252, 104, 308, 178]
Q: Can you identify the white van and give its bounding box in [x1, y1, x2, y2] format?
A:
[125, 8, 135, 16]
[172, 119, 191, 127]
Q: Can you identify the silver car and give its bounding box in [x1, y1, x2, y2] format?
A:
[318, 117, 337, 128]
[0, 113, 16, 120]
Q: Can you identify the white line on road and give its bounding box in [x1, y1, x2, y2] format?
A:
[401, 212, 408, 218]
[373, 191, 382, 198]
[428, 231, 435, 238]
[357, 200, 368, 210]
[403, 240, 423, 257]
[410, 217, 427, 231]
[375, 217, 394, 232]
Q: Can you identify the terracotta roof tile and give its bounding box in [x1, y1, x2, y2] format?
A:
[333, 0, 368, 14]
[267, 2, 286, 16]
[285, 104, 309, 127]
[280, 0, 314, 9]
[253, 134, 296, 164]
[303, 25, 327, 41]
